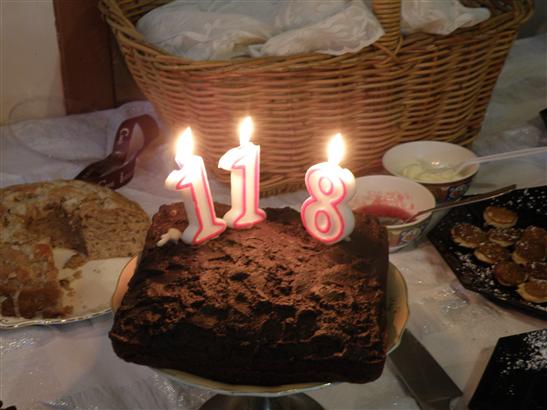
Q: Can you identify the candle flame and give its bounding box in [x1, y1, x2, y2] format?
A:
[175, 127, 193, 166]
[327, 133, 345, 165]
[239, 116, 254, 145]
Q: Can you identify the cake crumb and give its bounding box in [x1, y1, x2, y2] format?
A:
[59, 279, 72, 291]
[64, 253, 87, 269]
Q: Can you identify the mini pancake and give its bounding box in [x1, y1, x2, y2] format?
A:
[512, 240, 546, 265]
[517, 280, 547, 304]
[474, 242, 510, 264]
[483, 206, 517, 228]
[488, 227, 521, 247]
[521, 226, 547, 248]
[524, 262, 547, 281]
[451, 223, 487, 248]
[493, 261, 527, 287]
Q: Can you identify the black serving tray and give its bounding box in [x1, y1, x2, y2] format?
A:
[469, 329, 547, 410]
[428, 185, 547, 319]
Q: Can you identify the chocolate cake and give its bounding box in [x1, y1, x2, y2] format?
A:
[110, 203, 389, 386]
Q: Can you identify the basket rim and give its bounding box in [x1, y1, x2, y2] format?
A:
[99, 0, 533, 71]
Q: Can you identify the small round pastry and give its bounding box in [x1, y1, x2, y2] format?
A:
[483, 206, 517, 228]
[487, 227, 521, 247]
[517, 280, 547, 304]
[474, 242, 510, 264]
[493, 261, 527, 287]
[512, 240, 546, 265]
[524, 262, 547, 281]
[520, 226, 547, 247]
[451, 223, 487, 248]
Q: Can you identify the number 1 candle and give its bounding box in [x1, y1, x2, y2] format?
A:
[165, 127, 227, 245]
[301, 134, 356, 244]
[218, 116, 266, 229]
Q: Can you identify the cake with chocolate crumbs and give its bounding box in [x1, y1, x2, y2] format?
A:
[110, 203, 389, 386]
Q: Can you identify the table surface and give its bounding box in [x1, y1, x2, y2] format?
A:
[1, 33, 546, 410]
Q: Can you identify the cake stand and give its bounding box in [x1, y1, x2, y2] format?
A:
[112, 261, 409, 410]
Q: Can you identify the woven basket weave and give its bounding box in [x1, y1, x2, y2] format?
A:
[99, 0, 532, 196]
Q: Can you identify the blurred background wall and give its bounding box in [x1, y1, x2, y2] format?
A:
[1, 0, 65, 124]
[1, 0, 545, 125]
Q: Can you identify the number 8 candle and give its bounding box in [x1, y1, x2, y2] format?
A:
[218, 116, 266, 229]
[301, 134, 356, 244]
[165, 127, 227, 245]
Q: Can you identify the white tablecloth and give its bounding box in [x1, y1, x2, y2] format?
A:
[1, 33, 546, 410]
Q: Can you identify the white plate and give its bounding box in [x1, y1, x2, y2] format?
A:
[0, 248, 130, 329]
[112, 260, 409, 397]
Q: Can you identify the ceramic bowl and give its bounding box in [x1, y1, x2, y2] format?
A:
[382, 141, 479, 203]
[351, 175, 436, 252]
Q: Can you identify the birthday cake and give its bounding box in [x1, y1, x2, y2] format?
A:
[110, 203, 389, 386]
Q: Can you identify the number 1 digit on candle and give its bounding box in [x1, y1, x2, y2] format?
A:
[219, 117, 266, 229]
[165, 128, 226, 245]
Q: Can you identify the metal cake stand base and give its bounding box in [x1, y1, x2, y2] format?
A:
[200, 393, 324, 410]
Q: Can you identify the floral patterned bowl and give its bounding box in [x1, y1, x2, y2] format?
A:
[351, 175, 436, 252]
[382, 141, 479, 203]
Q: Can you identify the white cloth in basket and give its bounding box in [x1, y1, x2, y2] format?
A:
[137, 0, 384, 60]
[137, 0, 491, 61]
[400, 0, 491, 35]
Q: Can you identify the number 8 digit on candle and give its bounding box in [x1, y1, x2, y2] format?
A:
[301, 134, 356, 244]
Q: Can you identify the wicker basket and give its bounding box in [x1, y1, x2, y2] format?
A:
[99, 0, 532, 196]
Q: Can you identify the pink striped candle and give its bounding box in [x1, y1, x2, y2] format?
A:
[165, 127, 227, 245]
[218, 117, 266, 229]
[301, 134, 356, 244]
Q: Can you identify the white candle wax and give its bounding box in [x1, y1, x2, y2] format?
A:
[165, 128, 226, 245]
[301, 134, 356, 244]
[218, 117, 266, 228]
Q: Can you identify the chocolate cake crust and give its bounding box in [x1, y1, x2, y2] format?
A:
[110, 203, 388, 386]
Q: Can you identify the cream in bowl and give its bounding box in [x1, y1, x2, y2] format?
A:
[351, 175, 436, 252]
[401, 161, 464, 183]
[382, 141, 479, 202]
